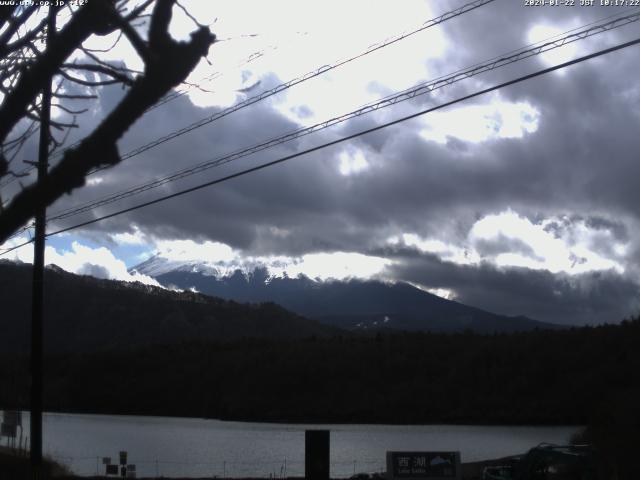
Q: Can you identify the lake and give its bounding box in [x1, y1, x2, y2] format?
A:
[5, 412, 578, 478]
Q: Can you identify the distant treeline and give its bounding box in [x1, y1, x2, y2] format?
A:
[1, 318, 639, 427]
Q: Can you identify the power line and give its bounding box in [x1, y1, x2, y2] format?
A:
[0, 42, 276, 188]
[146, 41, 285, 113]
[364, 8, 640, 108]
[96, 0, 496, 165]
[0, 0, 496, 193]
[44, 10, 640, 224]
[3, 35, 638, 257]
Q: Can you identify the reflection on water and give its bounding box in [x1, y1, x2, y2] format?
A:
[9, 412, 577, 478]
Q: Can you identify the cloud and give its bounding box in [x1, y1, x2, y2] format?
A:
[4, 2, 640, 326]
[468, 211, 625, 275]
[384, 246, 640, 326]
[146, 238, 391, 282]
[155, 239, 236, 263]
[5, 239, 159, 286]
[527, 23, 580, 71]
[419, 99, 539, 144]
[272, 251, 390, 281]
[110, 226, 148, 246]
[400, 208, 634, 280]
[379, 208, 639, 324]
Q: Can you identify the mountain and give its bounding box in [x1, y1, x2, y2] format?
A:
[132, 256, 561, 334]
[0, 260, 341, 354]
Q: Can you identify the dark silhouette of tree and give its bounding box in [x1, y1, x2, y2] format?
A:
[0, 0, 215, 243]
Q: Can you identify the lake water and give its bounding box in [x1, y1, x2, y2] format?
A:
[4, 412, 578, 478]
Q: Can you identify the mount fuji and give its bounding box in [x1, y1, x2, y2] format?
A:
[131, 255, 561, 334]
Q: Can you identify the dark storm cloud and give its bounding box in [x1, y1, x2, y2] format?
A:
[27, 2, 640, 325]
[543, 213, 630, 260]
[47, 9, 640, 251]
[380, 246, 640, 326]
[472, 234, 542, 260]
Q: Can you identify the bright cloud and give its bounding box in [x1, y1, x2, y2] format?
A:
[396, 233, 480, 266]
[151, 238, 389, 281]
[155, 239, 236, 263]
[111, 227, 148, 246]
[338, 149, 369, 176]
[178, 0, 446, 115]
[426, 287, 457, 301]
[470, 211, 624, 274]
[527, 24, 579, 72]
[420, 100, 539, 144]
[392, 210, 626, 277]
[271, 251, 390, 281]
[4, 239, 159, 285]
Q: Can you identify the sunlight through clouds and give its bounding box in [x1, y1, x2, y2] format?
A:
[4, 1, 640, 327]
[274, 251, 390, 281]
[155, 239, 237, 264]
[527, 24, 579, 73]
[176, 0, 447, 114]
[469, 211, 625, 274]
[395, 233, 480, 266]
[145, 239, 391, 282]
[420, 100, 539, 144]
[391, 210, 627, 277]
[4, 239, 159, 285]
[338, 149, 369, 176]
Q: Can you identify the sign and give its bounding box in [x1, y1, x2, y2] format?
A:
[1, 423, 17, 438]
[2, 410, 21, 427]
[386, 452, 461, 480]
[126, 464, 137, 478]
[105, 464, 119, 475]
[119, 451, 128, 465]
[103, 457, 112, 465]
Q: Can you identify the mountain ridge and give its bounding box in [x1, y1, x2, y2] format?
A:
[132, 255, 562, 333]
[0, 260, 342, 354]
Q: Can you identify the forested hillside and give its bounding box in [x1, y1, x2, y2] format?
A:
[0, 261, 341, 354]
[1, 319, 638, 426]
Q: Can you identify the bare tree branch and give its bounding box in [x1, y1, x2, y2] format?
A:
[0, 0, 215, 242]
[80, 47, 142, 74]
[52, 103, 89, 115]
[0, 13, 49, 58]
[123, 0, 155, 21]
[58, 69, 124, 87]
[113, 14, 151, 63]
[0, 5, 39, 52]
[62, 62, 135, 85]
[0, 1, 122, 143]
[0, 6, 18, 28]
[82, 30, 124, 53]
[53, 93, 99, 100]
[149, 0, 174, 49]
[176, 1, 205, 28]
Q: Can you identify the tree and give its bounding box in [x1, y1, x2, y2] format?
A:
[0, 0, 215, 243]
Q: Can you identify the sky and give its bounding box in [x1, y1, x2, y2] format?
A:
[2, 0, 640, 326]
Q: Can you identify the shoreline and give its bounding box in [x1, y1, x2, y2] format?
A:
[3, 408, 585, 428]
[0, 443, 553, 480]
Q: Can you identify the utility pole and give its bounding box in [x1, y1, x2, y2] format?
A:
[31, 7, 55, 480]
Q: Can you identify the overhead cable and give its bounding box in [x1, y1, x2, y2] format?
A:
[46, 10, 640, 223]
[3, 35, 639, 256]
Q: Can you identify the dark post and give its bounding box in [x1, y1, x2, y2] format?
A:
[30, 7, 55, 480]
[305, 430, 330, 480]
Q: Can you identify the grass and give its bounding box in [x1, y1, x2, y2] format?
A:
[0, 446, 72, 479]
